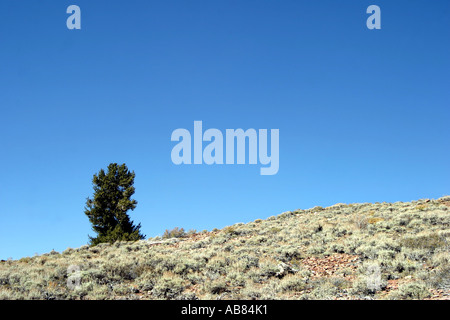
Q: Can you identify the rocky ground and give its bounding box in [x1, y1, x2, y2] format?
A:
[1, 196, 449, 300]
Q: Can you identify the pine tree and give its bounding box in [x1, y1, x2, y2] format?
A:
[84, 163, 145, 245]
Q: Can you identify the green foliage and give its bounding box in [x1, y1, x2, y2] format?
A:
[162, 227, 186, 239]
[84, 163, 145, 245]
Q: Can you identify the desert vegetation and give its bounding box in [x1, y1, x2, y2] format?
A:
[0, 196, 449, 300]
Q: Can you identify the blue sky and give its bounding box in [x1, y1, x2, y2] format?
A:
[0, 0, 449, 260]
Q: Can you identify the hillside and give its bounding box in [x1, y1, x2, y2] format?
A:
[1, 196, 449, 300]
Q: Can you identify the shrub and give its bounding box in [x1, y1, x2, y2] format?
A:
[204, 277, 228, 295]
[426, 264, 450, 290]
[389, 282, 430, 300]
[279, 275, 307, 292]
[206, 256, 229, 275]
[240, 282, 262, 300]
[135, 273, 155, 292]
[186, 229, 197, 237]
[353, 215, 368, 230]
[162, 227, 186, 239]
[258, 257, 279, 279]
[308, 279, 339, 299]
[226, 270, 246, 287]
[223, 226, 239, 236]
[368, 217, 384, 224]
[151, 272, 186, 299]
[416, 205, 427, 211]
[400, 233, 446, 252]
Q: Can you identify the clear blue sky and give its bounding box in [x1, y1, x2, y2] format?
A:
[0, 1, 449, 260]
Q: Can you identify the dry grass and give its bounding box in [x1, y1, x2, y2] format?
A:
[0, 196, 449, 300]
